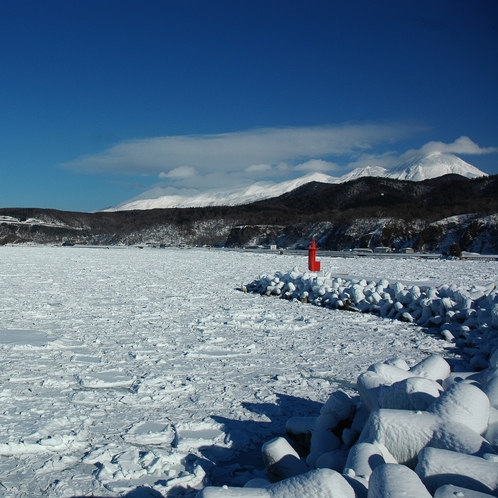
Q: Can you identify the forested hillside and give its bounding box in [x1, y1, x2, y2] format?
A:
[1, 174, 497, 253]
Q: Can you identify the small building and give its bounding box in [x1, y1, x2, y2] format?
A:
[399, 247, 415, 254]
[374, 246, 391, 253]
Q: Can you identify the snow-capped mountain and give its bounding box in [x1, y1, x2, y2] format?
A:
[386, 152, 487, 181]
[336, 165, 390, 183]
[105, 152, 487, 211]
[106, 172, 339, 211]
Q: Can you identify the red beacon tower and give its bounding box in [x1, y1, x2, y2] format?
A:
[308, 239, 321, 272]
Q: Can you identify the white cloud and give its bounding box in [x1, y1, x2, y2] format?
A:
[245, 163, 272, 173]
[159, 166, 197, 179]
[61, 122, 417, 178]
[420, 136, 498, 155]
[62, 124, 497, 194]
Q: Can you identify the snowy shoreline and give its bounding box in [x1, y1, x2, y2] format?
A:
[243, 266, 498, 368]
[0, 247, 496, 496]
[195, 267, 498, 496]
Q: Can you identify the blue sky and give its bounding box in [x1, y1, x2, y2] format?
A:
[1, 0, 497, 212]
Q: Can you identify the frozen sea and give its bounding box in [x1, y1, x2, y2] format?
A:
[0, 246, 496, 497]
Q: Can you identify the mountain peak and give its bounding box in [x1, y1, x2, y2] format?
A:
[387, 152, 487, 182]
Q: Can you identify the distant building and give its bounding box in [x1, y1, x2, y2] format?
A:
[374, 246, 391, 253]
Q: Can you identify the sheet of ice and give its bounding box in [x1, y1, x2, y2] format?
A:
[0, 246, 495, 496]
[0, 329, 52, 346]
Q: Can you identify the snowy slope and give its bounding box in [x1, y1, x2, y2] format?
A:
[106, 153, 487, 211]
[107, 172, 339, 211]
[336, 165, 389, 183]
[387, 152, 487, 181]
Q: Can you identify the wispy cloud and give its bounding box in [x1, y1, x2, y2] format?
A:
[294, 159, 341, 173]
[245, 163, 272, 173]
[61, 122, 417, 187]
[62, 126, 497, 193]
[158, 166, 197, 179]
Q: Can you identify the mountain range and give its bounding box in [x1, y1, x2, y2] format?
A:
[106, 152, 487, 211]
[1, 170, 497, 253]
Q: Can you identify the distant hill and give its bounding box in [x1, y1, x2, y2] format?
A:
[105, 152, 487, 211]
[104, 172, 337, 211]
[1, 173, 498, 254]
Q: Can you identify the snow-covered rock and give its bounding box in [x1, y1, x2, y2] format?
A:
[359, 408, 439, 466]
[415, 447, 498, 495]
[307, 391, 355, 467]
[261, 437, 308, 483]
[207, 346, 498, 496]
[343, 442, 388, 488]
[434, 485, 497, 498]
[200, 352, 498, 496]
[486, 407, 498, 450]
[193, 267, 498, 497]
[427, 382, 490, 435]
[376, 377, 442, 411]
[367, 463, 432, 498]
[429, 421, 496, 457]
[196, 468, 356, 497]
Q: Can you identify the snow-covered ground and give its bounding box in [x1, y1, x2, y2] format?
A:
[0, 246, 496, 496]
[0, 216, 73, 228]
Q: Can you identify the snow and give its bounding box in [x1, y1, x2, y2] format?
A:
[197, 468, 356, 498]
[261, 437, 308, 482]
[105, 153, 487, 211]
[0, 216, 73, 229]
[416, 448, 498, 495]
[387, 152, 487, 182]
[243, 263, 498, 370]
[368, 463, 432, 498]
[434, 485, 497, 498]
[105, 172, 339, 211]
[0, 246, 497, 496]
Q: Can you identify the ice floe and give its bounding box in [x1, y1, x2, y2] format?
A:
[0, 246, 497, 496]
